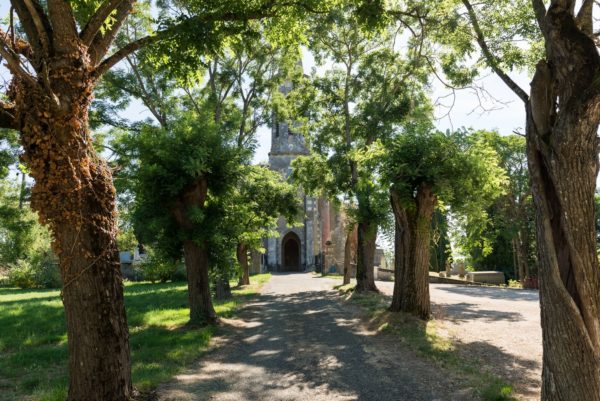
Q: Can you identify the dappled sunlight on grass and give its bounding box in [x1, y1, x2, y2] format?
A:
[0, 273, 271, 401]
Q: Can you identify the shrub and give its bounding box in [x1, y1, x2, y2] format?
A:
[138, 250, 183, 283]
[7, 256, 61, 289]
[7, 261, 37, 288]
[507, 279, 522, 289]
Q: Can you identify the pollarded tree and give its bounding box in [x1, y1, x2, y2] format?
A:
[0, 1, 333, 398]
[383, 127, 505, 319]
[117, 106, 243, 325]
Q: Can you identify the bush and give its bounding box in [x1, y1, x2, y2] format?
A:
[7, 257, 61, 289]
[138, 250, 183, 283]
[7, 261, 37, 288]
[507, 279, 522, 289]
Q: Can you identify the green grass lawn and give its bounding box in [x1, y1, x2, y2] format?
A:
[0, 274, 271, 401]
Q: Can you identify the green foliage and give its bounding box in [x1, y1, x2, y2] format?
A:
[421, 0, 542, 86]
[458, 132, 535, 277]
[7, 259, 61, 290]
[0, 129, 19, 179]
[0, 179, 58, 289]
[430, 209, 452, 272]
[0, 275, 271, 400]
[383, 127, 506, 214]
[481, 378, 516, 401]
[292, 7, 430, 233]
[137, 248, 185, 283]
[115, 105, 244, 260]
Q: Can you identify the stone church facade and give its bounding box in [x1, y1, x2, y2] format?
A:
[262, 82, 347, 273]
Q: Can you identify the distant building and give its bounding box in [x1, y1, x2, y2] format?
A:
[262, 81, 348, 273]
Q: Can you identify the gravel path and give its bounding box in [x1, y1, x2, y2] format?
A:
[376, 281, 542, 400]
[159, 273, 478, 401]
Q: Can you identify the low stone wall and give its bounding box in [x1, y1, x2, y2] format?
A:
[376, 268, 394, 281]
[466, 271, 506, 285]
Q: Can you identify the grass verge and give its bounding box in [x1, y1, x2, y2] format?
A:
[0, 273, 271, 401]
[335, 285, 516, 401]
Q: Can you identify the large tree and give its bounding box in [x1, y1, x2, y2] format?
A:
[292, 7, 429, 291]
[451, 0, 600, 398]
[0, 1, 328, 399]
[116, 107, 243, 324]
[382, 127, 505, 318]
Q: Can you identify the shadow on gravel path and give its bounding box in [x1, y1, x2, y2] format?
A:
[159, 273, 481, 401]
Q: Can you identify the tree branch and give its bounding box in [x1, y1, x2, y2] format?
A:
[0, 100, 17, 129]
[531, 0, 548, 34]
[89, 0, 135, 66]
[0, 37, 38, 86]
[94, 34, 154, 77]
[462, 0, 529, 103]
[47, 0, 79, 54]
[576, 0, 594, 37]
[80, 0, 125, 45]
[10, 0, 51, 66]
[22, 0, 52, 56]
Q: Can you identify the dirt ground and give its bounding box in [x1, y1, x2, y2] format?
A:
[376, 281, 542, 400]
[158, 273, 480, 401]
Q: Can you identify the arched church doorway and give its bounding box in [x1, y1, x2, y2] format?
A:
[282, 232, 301, 272]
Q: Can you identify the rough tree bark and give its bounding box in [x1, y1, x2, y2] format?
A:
[173, 178, 219, 324]
[527, 3, 600, 399]
[343, 226, 357, 285]
[183, 239, 219, 322]
[0, 3, 135, 398]
[389, 185, 436, 319]
[237, 243, 250, 286]
[355, 220, 378, 292]
[463, 0, 600, 398]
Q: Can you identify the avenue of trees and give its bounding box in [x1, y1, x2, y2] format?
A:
[0, 1, 599, 400]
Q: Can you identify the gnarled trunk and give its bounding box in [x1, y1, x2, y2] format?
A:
[14, 56, 132, 400]
[343, 226, 357, 285]
[526, 6, 600, 399]
[355, 220, 378, 292]
[237, 243, 250, 286]
[389, 185, 436, 319]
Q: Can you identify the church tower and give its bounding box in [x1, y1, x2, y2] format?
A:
[264, 80, 317, 272]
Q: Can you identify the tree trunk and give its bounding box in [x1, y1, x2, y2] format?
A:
[183, 240, 219, 324]
[512, 237, 519, 280]
[526, 6, 600, 399]
[237, 243, 250, 286]
[215, 276, 232, 300]
[174, 179, 218, 325]
[389, 186, 436, 319]
[518, 228, 529, 278]
[355, 220, 378, 292]
[14, 66, 132, 399]
[343, 226, 357, 285]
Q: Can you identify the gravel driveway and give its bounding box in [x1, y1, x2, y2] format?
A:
[159, 273, 479, 401]
[376, 281, 542, 400]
